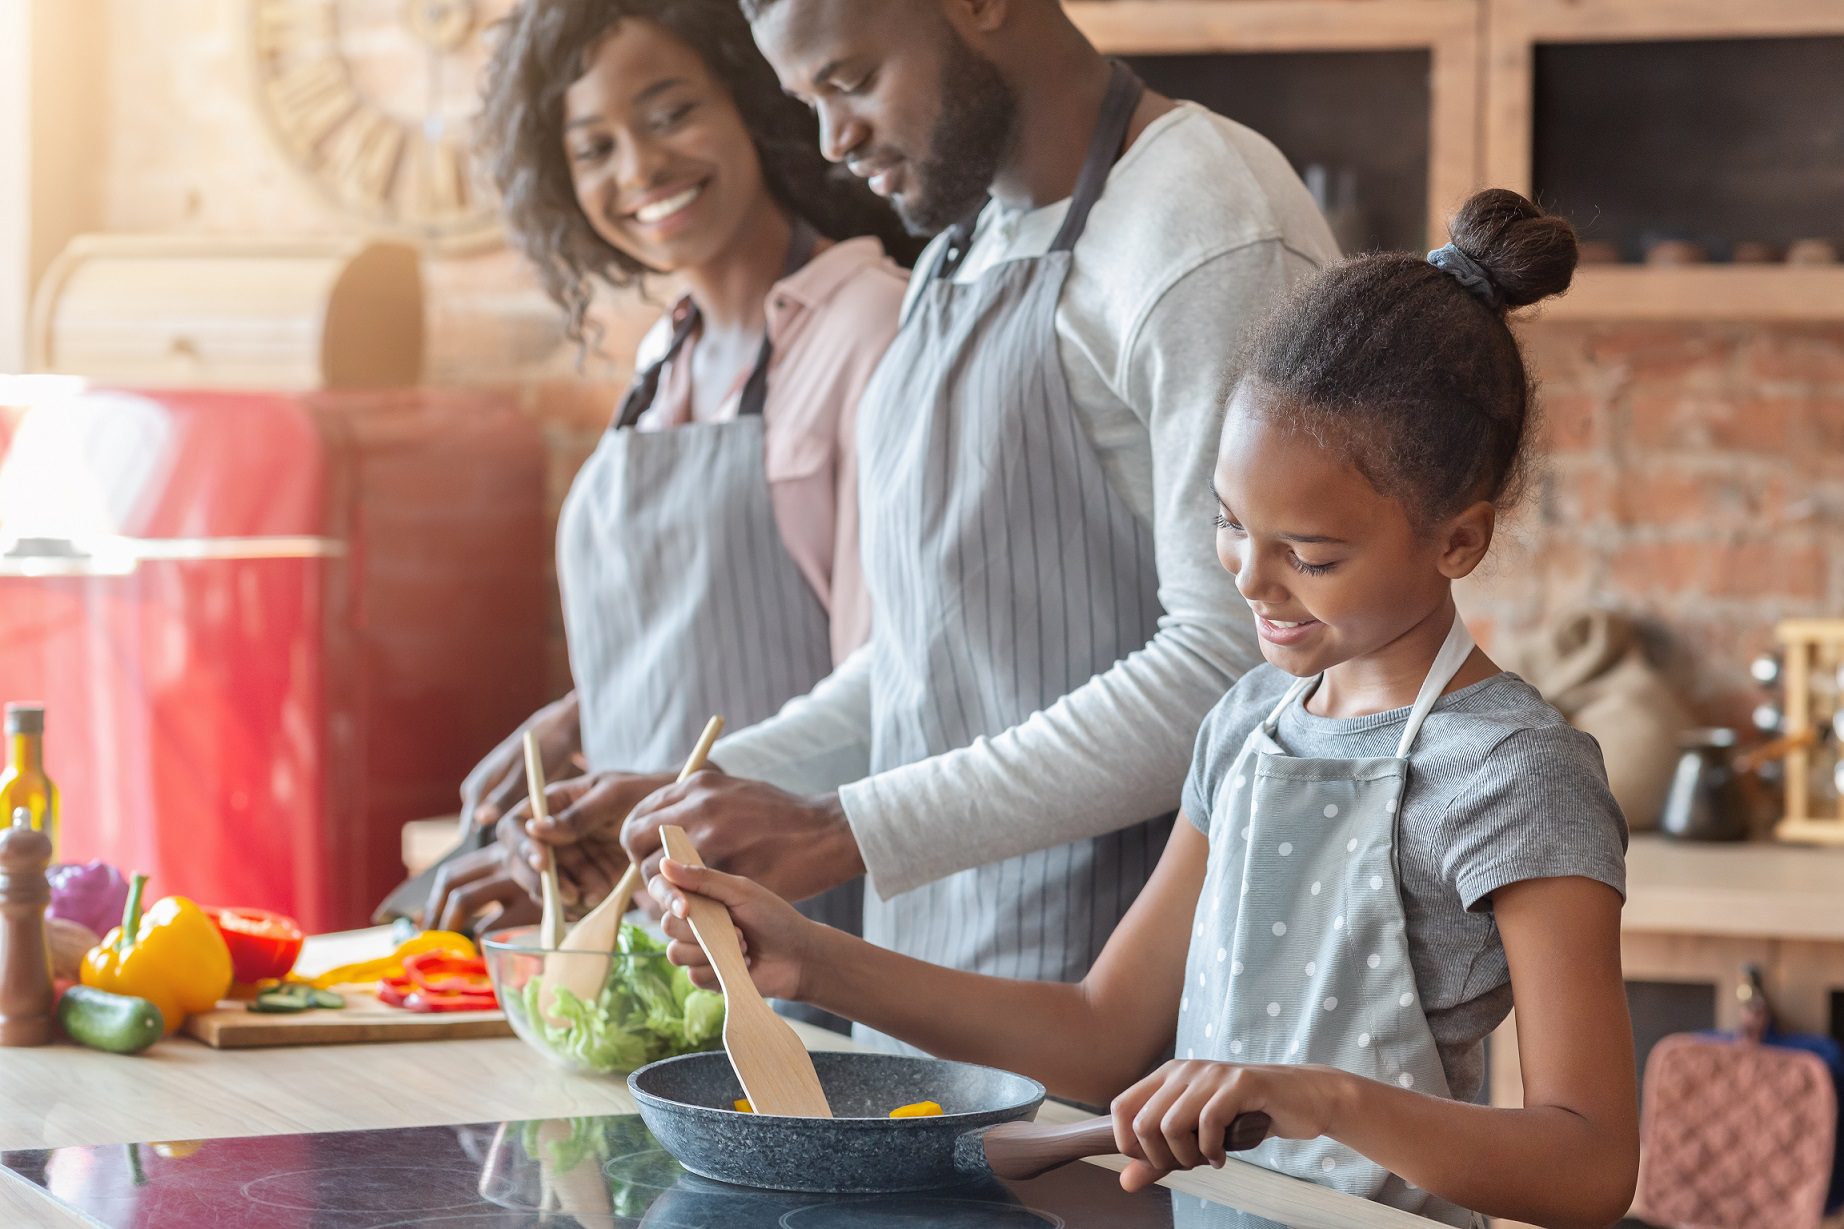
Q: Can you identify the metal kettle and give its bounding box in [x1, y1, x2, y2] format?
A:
[1658, 728, 1747, 841]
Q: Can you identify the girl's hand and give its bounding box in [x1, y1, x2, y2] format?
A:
[1109, 1059, 1350, 1193]
[651, 858, 823, 1003]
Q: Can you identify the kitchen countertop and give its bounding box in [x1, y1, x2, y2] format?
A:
[0, 930, 1440, 1229]
[1624, 831, 1844, 942]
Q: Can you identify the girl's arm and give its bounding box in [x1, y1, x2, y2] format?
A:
[654, 818, 1211, 1105]
[1112, 875, 1637, 1229]
[1334, 875, 1637, 1225]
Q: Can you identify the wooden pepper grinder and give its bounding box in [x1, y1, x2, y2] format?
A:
[0, 806, 56, 1045]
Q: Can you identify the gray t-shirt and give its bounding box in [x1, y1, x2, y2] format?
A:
[1183, 665, 1628, 1102]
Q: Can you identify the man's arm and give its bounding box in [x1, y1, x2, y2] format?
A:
[705, 643, 876, 796]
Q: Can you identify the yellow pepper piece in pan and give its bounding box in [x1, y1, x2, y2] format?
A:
[888, 1101, 943, 1119]
[733, 1098, 753, 1113]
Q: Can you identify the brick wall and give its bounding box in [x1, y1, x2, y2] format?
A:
[1461, 323, 1844, 727]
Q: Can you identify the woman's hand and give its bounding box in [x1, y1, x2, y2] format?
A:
[649, 857, 825, 1004]
[459, 694, 582, 834]
[1109, 1059, 1350, 1193]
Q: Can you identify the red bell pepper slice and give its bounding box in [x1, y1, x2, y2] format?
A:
[200, 906, 305, 984]
[403, 987, 499, 1013]
[402, 951, 493, 996]
[376, 969, 496, 1013]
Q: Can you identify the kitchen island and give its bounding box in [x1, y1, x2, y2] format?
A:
[0, 939, 1442, 1228]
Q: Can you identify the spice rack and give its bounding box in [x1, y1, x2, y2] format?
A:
[1774, 619, 1844, 847]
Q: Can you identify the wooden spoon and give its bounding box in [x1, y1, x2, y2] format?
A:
[979, 1111, 1272, 1181]
[660, 823, 832, 1118]
[542, 716, 725, 1013]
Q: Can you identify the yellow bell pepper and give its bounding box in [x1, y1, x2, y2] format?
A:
[81, 874, 234, 1035]
[307, 931, 477, 990]
[888, 1101, 944, 1119]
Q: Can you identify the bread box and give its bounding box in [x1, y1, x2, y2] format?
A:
[29, 235, 424, 389]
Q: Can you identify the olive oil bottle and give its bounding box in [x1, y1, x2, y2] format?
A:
[0, 705, 57, 861]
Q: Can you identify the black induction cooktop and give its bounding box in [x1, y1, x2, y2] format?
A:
[1, 1114, 1294, 1228]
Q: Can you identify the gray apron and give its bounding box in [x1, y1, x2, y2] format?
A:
[557, 224, 863, 1021]
[853, 65, 1171, 1043]
[1175, 615, 1481, 1227]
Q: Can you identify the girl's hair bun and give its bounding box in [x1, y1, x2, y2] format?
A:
[1446, 188, 1579, 309]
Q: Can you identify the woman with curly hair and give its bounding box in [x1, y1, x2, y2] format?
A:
[410, 0, 913, 944]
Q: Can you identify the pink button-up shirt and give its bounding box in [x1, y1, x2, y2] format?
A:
[635, 236, 905, 665]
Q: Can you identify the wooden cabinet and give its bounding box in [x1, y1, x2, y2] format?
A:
[1069, 0, 1844, 320]
[1068, 1, 1482, 248]
[1484, 0, 1844, 320]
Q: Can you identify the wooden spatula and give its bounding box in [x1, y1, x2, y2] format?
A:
[543, 717, 725, 1013]
[659, 824, 832, 1119]
[522, 731, 565, 952]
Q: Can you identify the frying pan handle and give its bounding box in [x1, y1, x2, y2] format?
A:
[974, 1111, 1272, 1181]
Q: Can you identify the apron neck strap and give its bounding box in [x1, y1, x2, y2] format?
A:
[614, 219, 820, 430]
[1049, 60, 1143, 254]
[932, 60, 1145, 281]
[1262, 672, 1318, 734]
[1393, 613, 1477, 758]
[1258, 612, 1477, 756]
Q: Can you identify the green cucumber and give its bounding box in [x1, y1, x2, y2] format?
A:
[57, 986, 165, 1055]
[249, 985, 347, 1013]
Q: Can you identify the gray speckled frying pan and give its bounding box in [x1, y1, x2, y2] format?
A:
[628, 1050, 1270, 1194]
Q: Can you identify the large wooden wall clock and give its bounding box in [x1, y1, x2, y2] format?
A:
[253, 0, 512, 253]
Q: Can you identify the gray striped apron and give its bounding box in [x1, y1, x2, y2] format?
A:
[557, 224, 863, 1019]
[854, 64, 1170, 1044]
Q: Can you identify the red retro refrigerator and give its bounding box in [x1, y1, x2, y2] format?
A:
[0, 385, 552, 933]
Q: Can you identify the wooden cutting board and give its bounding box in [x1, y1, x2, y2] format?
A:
[182, 993, 513, 1049]
[181, 926, 513, 1049]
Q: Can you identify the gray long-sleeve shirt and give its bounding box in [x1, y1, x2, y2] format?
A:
[714, 104, 1340, 900]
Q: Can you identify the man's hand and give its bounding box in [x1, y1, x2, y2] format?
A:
[459, 695, 581, 835]
[507, 771, 677, 907]
[423, 844, 543, 937]
[618, 772, 866, 906]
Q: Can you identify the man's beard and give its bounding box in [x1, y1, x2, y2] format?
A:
[895, 33, 1017, 235]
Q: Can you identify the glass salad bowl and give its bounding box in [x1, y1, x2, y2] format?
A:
[482, 923, 724, 1077]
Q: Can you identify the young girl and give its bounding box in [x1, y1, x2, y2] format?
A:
[409, 0, 918, 937]
[651, 189, 1637, 1228]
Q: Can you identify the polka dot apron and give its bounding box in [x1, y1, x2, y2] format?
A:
[1174, 615, 1481, 1227]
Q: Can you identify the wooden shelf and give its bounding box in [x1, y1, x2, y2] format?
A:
[1622, 833, 1844, 944]
[1524, 265, 1844, 322]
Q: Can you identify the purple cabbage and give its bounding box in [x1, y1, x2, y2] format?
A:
[46, 860, 132, 936]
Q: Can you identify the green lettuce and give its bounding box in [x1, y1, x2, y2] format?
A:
[518, 923, 724, 1074]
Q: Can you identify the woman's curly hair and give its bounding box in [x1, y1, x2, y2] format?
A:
[477, 0, 922, 354]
